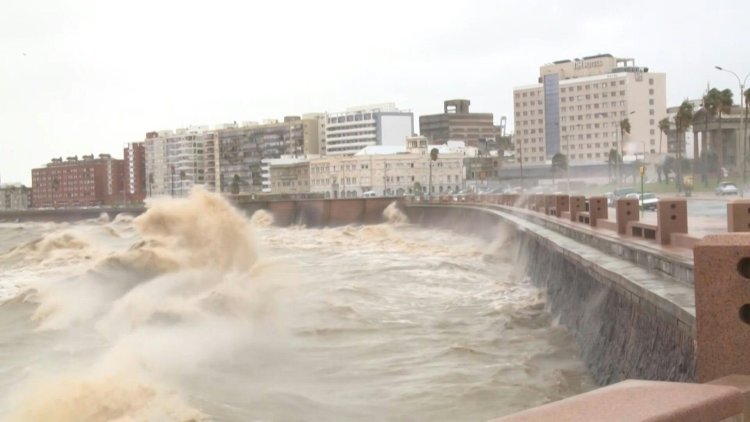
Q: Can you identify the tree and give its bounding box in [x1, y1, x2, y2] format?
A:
[607, 148, 621, 184]
[658, 117, 671, 155]
[231, 174, 241, 195]
[551, 153, 568, 186]
[716, 88, 734, 173]
[674, 100, 695, 190]
[702, 89, 721, 184]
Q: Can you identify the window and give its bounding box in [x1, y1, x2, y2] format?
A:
[649, 89, 654, 95]
[649, 99, 654, 105]
[649, 78, 654, 85]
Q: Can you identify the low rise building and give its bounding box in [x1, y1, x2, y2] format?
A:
[31, 154, 124, 208]
[309, 142, 467, 198]
[0, 184, 31, 210]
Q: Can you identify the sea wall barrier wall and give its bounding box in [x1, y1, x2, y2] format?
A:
[403, 203, 696, 385]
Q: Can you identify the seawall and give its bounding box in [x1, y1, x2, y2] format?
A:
[404, 204, 696, 385]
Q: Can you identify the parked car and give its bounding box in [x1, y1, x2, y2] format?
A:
[625, 192, 658, 211]
[715, 181, 739, 196]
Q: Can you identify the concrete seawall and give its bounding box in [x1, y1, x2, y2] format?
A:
[405, 204, 696, 385]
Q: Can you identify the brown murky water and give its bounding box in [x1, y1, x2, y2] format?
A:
[0, 191, 593, 421]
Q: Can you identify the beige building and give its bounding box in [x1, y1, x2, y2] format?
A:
[269, 161, 311, 194]
[419, 99, 504, 146]
[308, 142, 467, 198]
[0, 184, 31, 210]
[513, 54, 667, 166]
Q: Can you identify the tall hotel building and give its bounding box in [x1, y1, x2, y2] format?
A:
[513, 54, 667, 166]
[323, 103, 414, 156]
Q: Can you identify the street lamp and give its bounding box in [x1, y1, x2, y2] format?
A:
[715, 66, 750, 196]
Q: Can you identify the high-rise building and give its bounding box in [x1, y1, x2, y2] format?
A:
[419, 99, 503, 146]
[323, 103, 414, 156]
[513, 54, 667, 166]
[144, 126, 217, 197]
[215, 116, 320, 194]
[31, 154, 124, 208]
[123, 142, 146, 203]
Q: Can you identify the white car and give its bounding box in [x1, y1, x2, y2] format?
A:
[715, 182, 738, 196]
[625, 192, 658, 211]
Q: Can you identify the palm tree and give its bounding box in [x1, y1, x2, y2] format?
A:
[551, 153, 567, 186]
[674, 100, 695, 191]
[607, 148, 620, 184]
[231, 174, 241, 195]
[701, 89, 721, 183]
[717, 88, 734, 170]
[658, 117, 671, 155]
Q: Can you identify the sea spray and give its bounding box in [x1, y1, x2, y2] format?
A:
[8, 188, 289, 420]
[383, 201, 408, 224]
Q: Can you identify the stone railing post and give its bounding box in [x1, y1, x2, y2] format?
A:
[616, 198, 639, 235]
[656, 198, 688, 245]
[570, 195, 586, 222]
[588, 196, 608, 227]
[555, 194, 570, 218]
[695, 235, 750, 382]
[727, 200, 750, 232]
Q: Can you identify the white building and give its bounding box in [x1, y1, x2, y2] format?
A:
[513, 54, 668, 167]
[323, 103, 414, 156]
[144, 126, 218, 197]
[309, 141, 467, 198]
[261, 155, 319, 193]
[0, 184, 31, 210]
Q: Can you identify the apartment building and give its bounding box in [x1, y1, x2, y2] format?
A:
[123, 142, 146, 203]
[419, 99, 503, 146]
[31, 154, 124, 208]
[513, 54, 667, 166]
[216, 117, 320, 194]
[144, 126, 217, 197]
[0, 184, 31, 210]
[324, 103, 414, 156]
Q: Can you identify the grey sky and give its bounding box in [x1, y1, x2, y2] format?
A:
[2, 0, 749, 184]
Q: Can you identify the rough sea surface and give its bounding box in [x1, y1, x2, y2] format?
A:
[0, 191, 593, 421]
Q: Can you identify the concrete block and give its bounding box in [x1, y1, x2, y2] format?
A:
[616, 198, 640, 235]
[534, 194, 545, 213]
[492, 379, 742, 422]
[657, 198, 688, 245]
[588, 196, 608, 227]
[555, 195, 570, 218]
[695, 235, 750, 382]
[727, 200, 750, 232]
[544, 194, 556, 215]
[709, 375, 750, 420]
[570, 195, 586, 222]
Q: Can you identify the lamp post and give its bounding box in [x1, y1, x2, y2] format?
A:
[715, 66, 750, 196]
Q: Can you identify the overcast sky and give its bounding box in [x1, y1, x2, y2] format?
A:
[2, 0, 749, 184]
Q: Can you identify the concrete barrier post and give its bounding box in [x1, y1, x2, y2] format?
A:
[534, 194, 545, 213]
[570, 195, 586, 222]
[588, 196, 608, 227]
[554, 195, 569, 218]
[616, 198, 640, 234]
[727, 200, 750, 232]
[694, 235, 750, 382]
[656, 198, 688, 245]
[544, 194, 556, 215]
